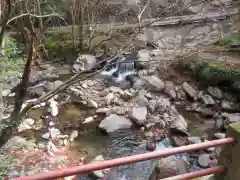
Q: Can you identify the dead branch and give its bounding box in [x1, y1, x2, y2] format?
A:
[6, 13, 64, 25]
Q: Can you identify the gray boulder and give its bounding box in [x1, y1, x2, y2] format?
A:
[105, 130, 157, 180]
[130, 106, 148, 125]
[182, 82, 197, 100]
[72, 54, 97, 73]
[207, 86, 223, 99]
[99, 114, 132, 133]
[145, 76, 165, 92]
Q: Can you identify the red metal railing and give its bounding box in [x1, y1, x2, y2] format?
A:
[13, 137, 234, 180]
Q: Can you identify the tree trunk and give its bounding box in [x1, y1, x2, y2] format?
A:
[0, 38, 33, 147]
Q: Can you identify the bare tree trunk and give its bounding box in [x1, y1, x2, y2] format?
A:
[0, 38, 33, 147]
[36, 0, 44, 35]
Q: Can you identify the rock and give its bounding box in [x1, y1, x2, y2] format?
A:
[90, 155, 110, 179]
[96, 108, 111, 114]
[187, 136, 202, 144]
[38, 143, 46, 149]
[44, 80, 63, 91]
[72, 54, 97, 73]
[199, 93, 215, 105]
[145, 76, 165, 92]
[7, 170, 20, 178]
[18, 117, 35, 132]
[3, 89, 11, 97]
[137, 49, 151, 67]
[198, 154, 210, 168]
[22, 118, 35, 126]
[170, 114, 188, 136]
[82, 117, 94, 124]
[130, 106, 148, 125]
[87, 99, 98, 108]
[213, 133, 226, 139]
[166, 89, 177, 99]
[136, 90, 149, 107]
[196, 107, 215, 117]
[6, 76, 20, 87]
[28, 86, 45, 97]
[148, 99, 157, 112]
[42, 132, 50, 140]
[147, 115, 166, 128]
[18, 124, 32, 132]
[222, 113, 240, 128]
[105, 93, 115, 105]
[120, 90, 133, 101]
[48, 98, 59, 117]
[157, 98, 171, 109]
[69, 130, 79, 142]
[207, 86, 223, 99]
[224, 92, 237, 102]
[2, 136, 36, 151]
[109, 86, 123, 94]
[182, 82, 197, 100]
[165, 81, 175, 90]
[99, 114, 132, 133]
[171, 136, 188, 147]
[105, 130, 157, 180]
[221, 101, 235, 112]
[156, 155, 188, 178]
[133, 78, 146, 89]
[64, 176, 76, 180]
[215, 118, 224, 130]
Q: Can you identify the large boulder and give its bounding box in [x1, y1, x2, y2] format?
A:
[72, 54, 97, 73]
[170, 114, 188, 135]
[137, 49, 151, 68]
[182, 82, 197, 100]
[105, 130, 158, 180]
[207, 86, 223, 99]
[145, 76, 165, 92]
[130, 106, 148, 125]
[99, 114, 133, 133]
[155, 139, 188, 178]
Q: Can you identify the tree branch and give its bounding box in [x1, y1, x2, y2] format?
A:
[7, 13, 64, 25]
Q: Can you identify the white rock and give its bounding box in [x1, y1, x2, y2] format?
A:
[105, 93, 115, 105]
[109, 86, 124, 94]
[82, 117, 94, 124]
[49, 98, 59, 117]
[88, 99, 98, 108]
[18, 124, 32, 132]
[96, 108, 111, 114]
[69, 130, 79, 142]
[38, 143, 46, 149]
[2, 89, 11, 97]
[90, 155, 110, 178]
[22, 118, 35, 126]
[99, 114, 132, 133]
[42, 132, 50, 140]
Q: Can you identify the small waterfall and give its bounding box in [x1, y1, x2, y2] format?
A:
[99, 53, 137, 87]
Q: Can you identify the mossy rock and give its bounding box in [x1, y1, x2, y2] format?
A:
[182, 59, 240, 93]
[215, 33, 240, 48]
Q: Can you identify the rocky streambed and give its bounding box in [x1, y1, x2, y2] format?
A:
[2, 49, 239, 180]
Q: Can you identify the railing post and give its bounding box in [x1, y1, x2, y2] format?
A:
[215, 122, 240, 180]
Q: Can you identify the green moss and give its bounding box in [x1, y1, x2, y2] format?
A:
[216, 33, 240, 47]
[182, 59, 240, 93]
[44, 32, 74, 53]
[5, 36, 24, 59]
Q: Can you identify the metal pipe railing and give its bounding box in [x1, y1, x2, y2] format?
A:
[161, 165, 224, 180]
[13, 137, 234, 180]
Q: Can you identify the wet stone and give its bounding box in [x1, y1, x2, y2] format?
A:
[198, 154, 211, 168]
